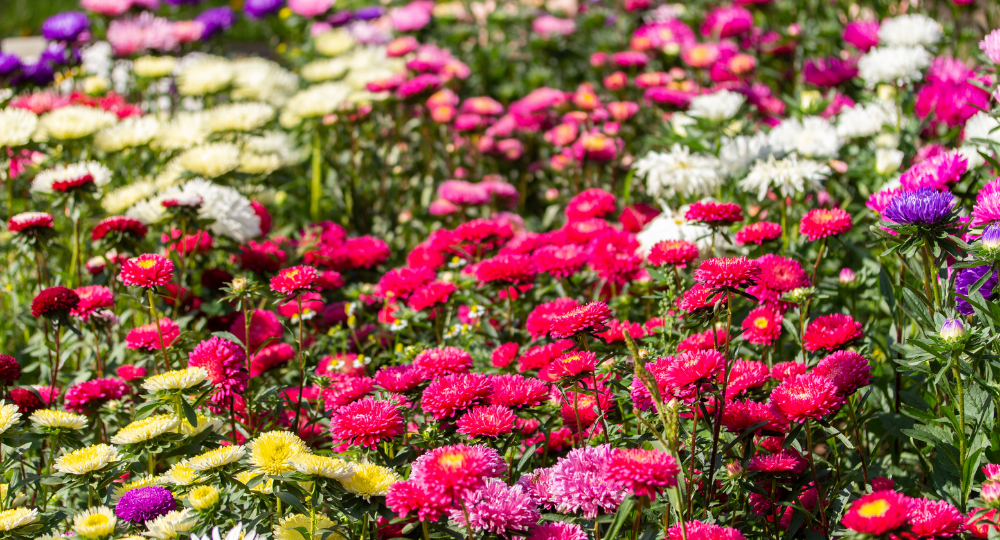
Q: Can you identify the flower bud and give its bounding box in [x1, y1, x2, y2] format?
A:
[939, 318, 966, 343]
[870, 476, 894, 491]
[983, 481, 1000, 505]
[726, 461, 743, 479]
[839, 268, 857, 286]
[983, 224, 1000, 251]
[983, 463, 1000, 481]
[230, 277, 248, 293]
[800, 90, 822, 113]
[876, 148, 904, 176]
[544, 188, 560, 202]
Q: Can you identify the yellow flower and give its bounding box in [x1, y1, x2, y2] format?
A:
[112, 475, 164, 501]
[248, 431, 309, 475]
[73, 506, 116, 539]
[187, 486, 219, 510]
[0, 507, 37, 531]
[235, 470, 273, 495]
[164, 461, 199, 486]
[54, 444, 119, 475]
[133, 56, 177, 78]
[143, 508, 195, 539]
[314, 29, 355, 56]
[142, 367, 208, 392]
[178, 143, 241, 178]
[0, 403, 21, 436]
[179, 414, 222, 437]
[111, 415, 179, 445]
[339, 463, 398, 500]
[273, 513, 341, 540]
[287, 455, 355, 480]
[31, 409, 87, 430]
[187, 446, 245, 471]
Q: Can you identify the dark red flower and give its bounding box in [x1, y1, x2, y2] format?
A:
[10, 388, 44, 415]
[8, 212, 54, 235]
[31, 286, 80, 319]
[92, 216, 148, 241]
[408, 281, 457, 311]
[0, 355, 21, 385]
[812, 350, 871, 395]
[237, 240, 288, 274]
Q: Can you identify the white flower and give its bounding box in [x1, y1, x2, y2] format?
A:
[719, 133, 770, 176]
[739, 155, 831, 200]
[175, 179, 262, 242]
[635, 208, 714, 254]
[243, 131, 306, 165]
[73, 506, 116, 539]
[32, 161, 112, 194]
[54, 444, 120, 475]
[187, 445, 246, 471]
[143, 508, 197, 539]
[38, 106, 117, 140]
[95, 115, 160, 152]
[634, 144, 722, 200]
[151, 111, 210, 151]
[687, 89, 745, 122]
[111, 414, 180, 445]
[177, 57, 234, 96]
[231, 57, 300, 107]
[178, 143, 241, 178]
[768, 116, 841, 158]
[878, 14, 942, 47]
[141, 367, 209, 392]
[133, 56, 178, 78]
[858, 46, 931, 86]
[390, 319, 409, 332]
[0, 403, 21, 436]
[0, 108, 38, 147]
[206, 102, 275, 133]
[315, 28, 356, 56]
[836, 103, 891, 139]
[876, 148, 905, 175]
[104, 181, 156, 214]
[302, 57, 350, 82]
[960, 111, 1000, 168]
[280, 82, 352, 127]
[238, 153, 283, 175]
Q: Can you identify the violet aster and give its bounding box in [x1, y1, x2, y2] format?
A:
[195, 7, 236, 38]
[243, 0, 284, 19]
[353, 6, 385, 20]
[41, 12, 90, 42]
[983, 223, 1000, 250]
[115, 486, 177, 524]
[882, 188, 955, 226]
[0, 53, 21, 77]
[954, 265, 1000, 315]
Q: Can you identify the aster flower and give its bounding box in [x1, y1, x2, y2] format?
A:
[409, 443, 505, 503]
[0, 355, 20, 385]
[678, 283, 730, 314]
[449, 479, 540, 537]
[386, 479, 449, 521]
[899, 151, 967, 191]
[747, 254, 811, 307]
[532, 245, 588, 278]
[548, 445, 625, 519]
[607, 448, 678, 500]
[546, 301, 613, 339]
[634, 144, 723, 200]
[747, 448, 807, 475]
[31, 286, 80, 320]
[54, 444, 119, 475]
[456, 405, 517, 438]
[145, 508, 197, 540]
[879, 14, 942, 47]
[526, 523, 588, 540]
[188, 336, 248, 406]
[413, 347, 473, 378]
[7, 212, 54, 236]
[545, 351, 598, 380]
[694, 257, 761, 290]
[842, 490, 911, 535]
[111, 414, 180, 445]
[31, 409, 87, 430]
[71, 285, 114, 321]
[341, 462, 399, 499]
[422, 373, 493, 420]
[141, 367, 208, 393]
[908, 497, 963, 538]
[813, 350, 872, 396]
[721, 400, 781, 433]
[33, 161, 112, 194]
[955, 265, 1000, 315]
[287, 454, 355, 480]
[739, 155, 830, 200]
[685, 200, 743, 226]
[735, 222, 782, 245]
[982, 29, 1000, 64]
[648, 239, 700, 267]
[270, 265, 319, 296]
[187, 445, 246, 471]
[187, 486, 220, 511]
[64, 378, 129, 414]
[802, 313, 863, 351]
[248, 430, 310, 475]
[0, 403, 21, 436]
[882, 188, 956, 227]
[858, 46, 931, 86]
[120, 254, 175, 288]
[770, 373, 843, 423]
[666, 520, 746, 540]
[329, 397, 404, 449]
[972, 179, 1000, 229]
[125, 318, 181, 351]
[489, 374, 549, 408]
[0, 108, 38, 148]
[742, 306, 783, 346]
[799, 208, 853, 241]
[72, 506, 116, 540]
[0, 508, 37, 533]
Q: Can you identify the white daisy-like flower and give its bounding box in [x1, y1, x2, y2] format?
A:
[738, 155, 831, 200]
[0, 508, 37, 532]
[280, 82, 352, 127]
[858, 46, 931, 86]
[179, 179, 262, 242]
[110, 414, 180, 445]
[126, 197, 167, 225]
[0, 107, 39, 147]
[151, 111, 210, 151]
[960, 111, 1000, 168]
[835, 103, 891, 139]
[73, 506, 117, 540]
[33, 161, 112, 194]
[345, 66, 398, 91]
[54, 444, 120, 475]
[31, 409, 88, 430]
[164, 461, 199, 486]
[243, 131, 306, 165]
[141, 367, 209, 392]
[133, 56, 178, 78]
[190, 523, 260, 540]
[178, 143, 241, 178]
[878, 14, 942, 48]
[206, 102, 276, 133]
[634, 144, 722, 200]
[143, 508, 197, 539]
[687, 89, 745, 122]
[636, 208, 716, 255]
[875, 148, 905, 175]
[177, 57, 234, 96]
[238, 153, 283, 175]
[301, 57, 350, 83]
[187, 445, 246, 471]
[315, 28, 356, 56]
[287, 454, 356, 480]
[0, 403, 21, 436]
[38, 105, 117, 140]
[768, 116, 842, 158]
[104, 181, 157, 214]
[95, 116, 160, 152]
[718, 133, 771, 176]
[231, 57, 300, 107]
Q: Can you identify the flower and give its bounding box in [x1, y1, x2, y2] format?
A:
[71, 286, 114, 322]
[120, 254, 175, 288]
[457, 405, 517, 438]
[111, 414, 180, 445]
[802, 313, 863, 351]
[187, 486, 220, 510]
[879, 14, 942, 47]
[858, 46, 931, 86]
[70, 506, 116, 540]
[634, 144, 722, 200]
[526, 523, 588, 540]
[532, 245, 588, 279]
[187, 445, 246, 471]
[32, 161, 112, 194]
[329, 397, 404, 449]
[768, 116, 842, 158]
[273, 513, 337, 540]
[0, 355, 20, 385]
[842, 490, 911, 534]
[270, 265, 319, 296]
[721, 400, 781, 432]
[54, 444, 119, 475]
[799, 208, 852, 241]
[694, 257, 761, 290]
[31, 286, 80, 319]
[64, 378, 129, 413]
[0, 108, 39, 147]
[126, 318, 181, 351]
[981, 29, 1000, 64]
[813, 350, 871, 396]
[747, 448, 808, 474]
[0, 403, 21, 436]
[685, 201, 743, 225]
[908, 498, 964, 538]
[770, 373, 843, 423]
[206, 102, 275, 133]
[739, 155, 830, 200]
[141, 367, 209, 392]
[248, 430, 310, 475]
[566, 189, 616, 221]
[188, 337, 248, 405]
[38, 105, 117, 140]
[448, 479, 540, 537]
[0, 508, 37, 532]
[548, 445, 625, 519]
[413, 347, 473, 378]
[144, 508, 197, 539]
[688, 90, 745, 122]
[667, 520, 745, 540]
[477, 254, 537, 284]
[955, 266, 1000, 315]
[608, 448, 679, 500]
[546, 302, 613, 339]
[410, 444, 505, 500]
[422, 373, 492, 420]
[341, 462, 399, 499]
[31, 409, 87, 430]
[735, 222, 782, 245]
[742, 306, 783, 346]
[234, 470, 273, 494]
[648, 240, 700, 267]
[8, 212, 54, 235]
[287, 454, 355, 480]
[489, 374, 549, 408]
[883, 188, 955, 226]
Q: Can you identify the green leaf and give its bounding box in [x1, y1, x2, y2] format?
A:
[180, 398, 199, 428]
[605, 495, 634, 540]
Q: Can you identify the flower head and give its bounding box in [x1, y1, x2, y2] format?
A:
[54, 444, 119, 475]
[187, 486, 220, 511]
[955, 265, 1000, 315]
[187, 337, 248, 404]
[8, 212, 54, 235]
[120, 254, 175, 288]
[422, 373, 493, 420]
[799, 208, 852, 241]
[141, 367, 208, 392]
[813, 350, 871, 396]
[548, 445, 625, 519]
[735, 222, 782, 245]
[31, 409, 88, 430]
[0, 355, 20, 385]
[456, 405, 517, 438]
[842, 490, 911, 535]
[608, 448, 678, 500]
[741, 306, 783, 346]
[770, 373, 843, 423]
[685, 201, 743, 226]
[0, 508, 37, 532]
[270, 265, 319, 296]
[125, 318, 181, 351]
[648, 240, 700, 267]
[188, 445, 246, 471]
[273, 513, 337, 540]
[448, 479, 540, 537]
[287, 454, 355, 480]
[694, 257, 761, 290]
[413, 347, 472, 378]
[111, 414, 180, 445]
[248, 430, 310, 475]
[329, 397, 404, 449]
[341, 462, 398, 500]
[73, 506, 116, 539]
[31, 286, 80, 319]
[546, 301, 613, 339]
[802, 313, 863, 351]
[883, 188, 955, 226]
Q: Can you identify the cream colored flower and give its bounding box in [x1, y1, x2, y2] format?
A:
[0, 507, 37, 532]
[54, 444, 119, 475]
[0, 107, 39, 147]
[301, 58, 349, 83]
[188, 445, 246, 471]
[187, 486, 220, 510]
[133, 56, 177, 78]
[164, 461, 199, 486]
[248, 431, 310, 475]
[0, 403, 21, 436]
[38, 105, 117, 140]
[112, 475, 164, 501]
[339, 463, 398, 500]
[178, 143, 241, 178]
[141, 367, 208, 392]
[206, 102, 275, 133]
[273, 513, 341, 540]
[102, 181, 157, 214]
[31, 409, 88, 430]
[235, 469, 273, 494]
[315, 29, 356, 56]
[238, 153, 283, 175]
[111, 414, 179, 445]
[151, 111, 209, 151]
[73, 506, 116, 539]
[95, 116, 160, 152]
[180, 414, 222, 437]
[0, 484, 27, 508]
[287, 454, 355, 480]
[279, 83, 351, 127]
[143, 508, 196, 539]
[177, 57, 234, 96]
[231, 57, 300, 107]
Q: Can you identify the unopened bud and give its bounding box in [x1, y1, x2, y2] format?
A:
[983, 481, 1000, 505]
[940, 318, 966, 343]
[839, 268, 857, 286]
[230, 278, 248, 293]
[726, 461, 743, 479]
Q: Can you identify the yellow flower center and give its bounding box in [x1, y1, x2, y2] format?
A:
[437, 452, 466, 471]
[857, 499, 891, 518]
[136, 259, 156, 269]
[753, 317, 769, 330]
[82, 515, 109, 528]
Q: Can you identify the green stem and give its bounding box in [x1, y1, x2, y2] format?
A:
[921, 238, 940, 312]
[811, 237, 827, 285]
[846, 395, 870, 489]
[310, 130, 322, 222]
[147, 289, 171, 372]
[953, 351, 967, 511]
[804, 422, 829, 535]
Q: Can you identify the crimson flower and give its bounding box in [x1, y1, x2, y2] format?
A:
[269, 265, 319, 296]
[119, 254, 174, 288]
[693, 256, 761, 289]
[799, 208, 852, 241]
[802, 313, 863, 352]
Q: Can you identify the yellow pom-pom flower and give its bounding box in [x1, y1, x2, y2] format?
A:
[187, 486, 220, 510]
[0, 507, 38, 532]
[72, 506, 116, 539]
[54, 444, 119, 475]
[141, 367, 208, 392]
[110, 414, 179, 445]
[0, 402, 21, 436]
[248, 431, 309, 475]
[339, 463, 398, 500]
[187, 445, 245, 471]
[273, 513, 341, 540]
[287, 454, 355, 480]
[30, 409, 87, 430]
[235, 470, 273, 495]
[165, 461, 199, 486]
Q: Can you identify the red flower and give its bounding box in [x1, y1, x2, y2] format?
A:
[413, 347, 473, 378]
[237, 240, 288, 273]
[544, 351, 598, 380]
[230, 309, 283, 354]
[0, 355, 21, 385]
[608, 448, 679, 500]
[741, 306, 782, 346]
[92, 216, 148, 241]
[321, 376, 375, 410]
[747, 254, 811, 307]
[802, 313, 863, 352]
[329, 397, 404, 449]
[421, 373, 492, 420]
[735, 221, 781, 245]
[908, 498, 963, 538]
[525, 298, 580, 339]
[565, 188, 617, 221]
[489, 374, 549, 408]
[799, 208, 852, 241]
[595, 319, 646, 343]
[476, 253, 537, 284]
[490, 343, 519, 368]
[408, 281, 457, 311]
[812, 350, 871, 396]
[119, 254, 175, 288]
[344, 236, 391, 269]
[723, 359, 769, 398]
[648, 239, 700, 267]
[409, 444, 505, 500]
[456, 405, 517, 438]
[31, 286, 80, 319]
[64, 378, 129, 414]
[517, 340, 575, 372]
[116, 365, 146, 381]
[8, 212, 54, 235]
[560, 387, 613, 432]
[771, 361, 806, 381]
[377, 266, 437, 300]
[374, 365, 424, 393]
[662, 350, 724, 397]
[747, 448, 807, 474]
[161, 229, 212, 256]
[71, 285, 114, 321]
[842, 490, 911, 535]
[250, 343, 295, 378]
[270, 265, 319, 296]
[770, 373, 843, 423]
[721, 400, 781, 433]
[277, 292, 324, 320]
[187, 337, 248, 407]
[693, 257, 761, 289]
[667, 520, 745, 540]
[532, 245, 588, 278]
[589, 229, 643, 285]
[967, 509, 1000, 539]
[125, 318, 180, 350]
[10, 388, 45, 415]
[677, 329, 728, 352]
[677, 283, 729, 313]
[685, 200, 744, 225]
[547, 301, 613, 338]
[386, 480, 450, 522]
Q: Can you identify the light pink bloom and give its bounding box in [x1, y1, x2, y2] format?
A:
[981, 29, 1000, 64]
[533, 15, 576, 38]
[288, 0, 335, 18]
[81, 0, 132, 16]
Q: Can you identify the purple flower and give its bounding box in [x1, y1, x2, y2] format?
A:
[115, 486, 177, 524]
[882, 188, 955, 226]
[940, 318, 966, 341]
[448, 479, 540, 537]
[547, 444, 625, 519]
[984, 224, 1000, 250]
[0, 53, 22, 77]
[17, 61, 54, 86]
[42, 12, 90, 41]
[195, 6, 236, 38]
[955, 265, 999, 315]
[244, 0, 284, 19]
[327, 10, 353, 25]
[353, 6, 384, 20]
[803, 56, 858, 88]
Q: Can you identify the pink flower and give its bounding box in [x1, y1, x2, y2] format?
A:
[533, 15, 576, 38]
[548, 445, 625, 519]
[981, 29, 1000, 64]
[456, 405, 517, 438]
[329, 397, 404, 448]
[125, 318, 180, 350]
[119, 254, 174, 288]
[448, 479, 539, 536]
[64, 378, 129, 414]
[391, 2, 432, 32]
[288, 0, 335, 17]
[701, 6, 753, 38]
[187, 337, 248, 407]
[81, 0, 132, 17]
[270, 265, 318, 296]
[843, 20, 879, 51]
